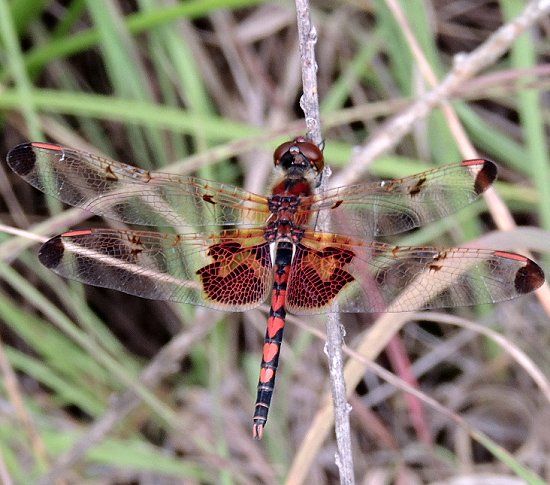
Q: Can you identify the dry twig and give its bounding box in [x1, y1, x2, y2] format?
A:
[295, 1, 354, 483]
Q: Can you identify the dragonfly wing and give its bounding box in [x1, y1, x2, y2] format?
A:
[7, 142, 269, 228]
[39, 228, 273, 311]
[286, 233, 544, 314]
[303, 160, 496, 238]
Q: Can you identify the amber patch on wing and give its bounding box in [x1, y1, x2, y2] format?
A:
[287, 244, 355, 311]
[197, 240, 271, 306]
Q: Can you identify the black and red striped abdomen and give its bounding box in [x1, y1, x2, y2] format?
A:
[252, 241, 293, 439]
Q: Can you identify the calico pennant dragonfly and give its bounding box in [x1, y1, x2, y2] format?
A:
[6, 138, 544, 439]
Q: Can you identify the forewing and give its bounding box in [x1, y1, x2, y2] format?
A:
[7, 142, 269, 228]
[39, 228, 273, 311]
[302, 160, 496, 238]
[285, 232, 544, 314]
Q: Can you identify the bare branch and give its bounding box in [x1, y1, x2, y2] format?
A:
[295, 0, 322, 146]
[295, 1, 355, 483]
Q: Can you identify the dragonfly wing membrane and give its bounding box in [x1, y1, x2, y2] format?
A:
[7, 143, 269, 228]
[286, 233, 544, 314]
[39, 228, 273, 311]
[304, 160, 496, 238]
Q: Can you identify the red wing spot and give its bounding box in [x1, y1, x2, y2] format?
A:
[202, 194, 216, 205]
[31, 142, 63, 151]
[494, 251, 544, 294]
[331, 200, 343, 209]
[198, 261, 266, 306]
[429, 264, 442, 272]
[267, 315, 285, 338]
[207, 242, 242, 260]
[322, 247, 354, 264]
[62, 229, 93, 237]
[7, 144, 37, 176]
[288, 245, 355, 309]
[259, 368, 275, 383]
[493, 250, 528, 262]
[262, 343, 279, 363]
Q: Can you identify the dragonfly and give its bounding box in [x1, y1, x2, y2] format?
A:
[6, 138, 544, 439]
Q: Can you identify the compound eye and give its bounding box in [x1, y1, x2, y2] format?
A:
[273, 141, 294, 166]
[296, 140, 324, 172]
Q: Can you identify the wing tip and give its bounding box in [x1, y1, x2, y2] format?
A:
[515, 258, 545, 294]
[38, 235, 65, 269]
[461, 158, 497, 194]
[6, 143, 36, 176]
[494, 251, 545, 294]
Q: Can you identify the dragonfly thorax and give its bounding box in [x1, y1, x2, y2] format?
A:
[265, 194, 306, 243]
[266, 141, 321, 244]
[264, 222, 304, 244]
[268, 194, 300, 212]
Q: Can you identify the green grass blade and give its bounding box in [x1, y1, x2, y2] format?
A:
[1, 0, 266, 82]
[0, 0, 42, 139]
[8, 0, 49, 34]
[0, 88, 255, 140]
[6, 348, 105, 416]
[85, 0, 163, 168]
[0, 262, 179, 429]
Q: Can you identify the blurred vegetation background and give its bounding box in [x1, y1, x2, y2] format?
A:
[0, 0, 549, 483]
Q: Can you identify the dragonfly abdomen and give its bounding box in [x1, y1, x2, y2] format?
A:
[252, 241, 292, 439]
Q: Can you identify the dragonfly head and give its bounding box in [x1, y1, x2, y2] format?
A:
[273, 137, 324, 179]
